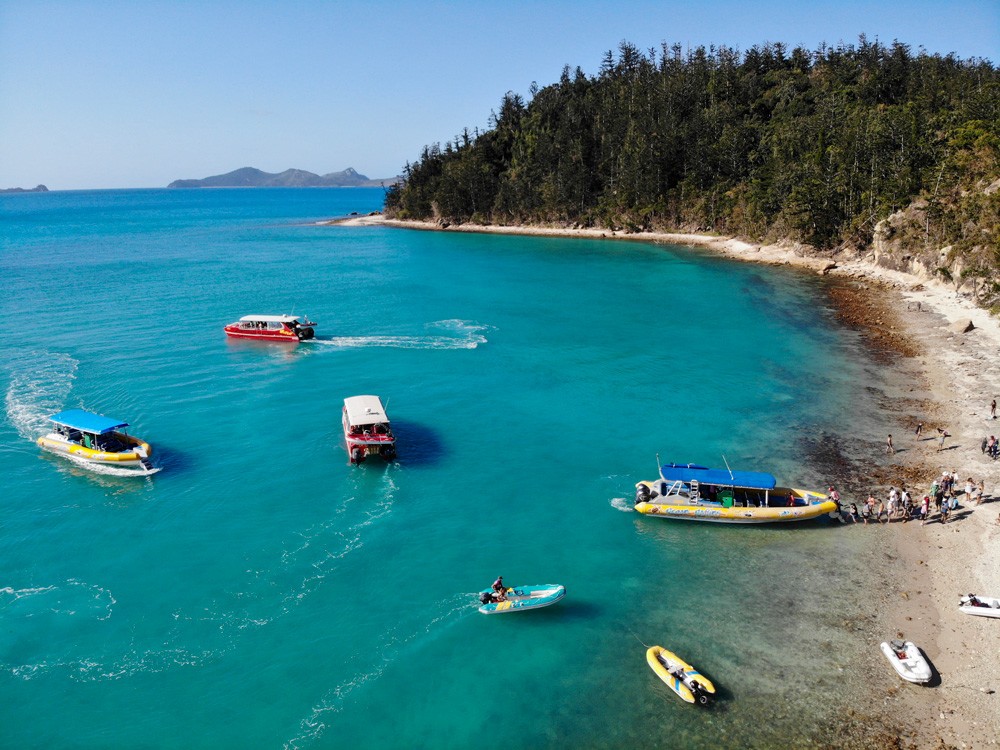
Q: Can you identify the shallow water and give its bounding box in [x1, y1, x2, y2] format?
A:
[1, 188, 887, 747]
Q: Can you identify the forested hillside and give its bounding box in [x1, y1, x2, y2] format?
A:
[386, 38, 1000, 306]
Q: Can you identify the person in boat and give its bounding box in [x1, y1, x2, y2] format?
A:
[491, 576, 506, 601]
[966, 594, 981, 607]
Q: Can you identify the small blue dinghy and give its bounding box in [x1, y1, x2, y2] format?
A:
[477, 584, 566, 614]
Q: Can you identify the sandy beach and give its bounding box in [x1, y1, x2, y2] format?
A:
[333, 213, 1000, 748]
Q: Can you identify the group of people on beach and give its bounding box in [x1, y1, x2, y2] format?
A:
[837, 470, 986, 526]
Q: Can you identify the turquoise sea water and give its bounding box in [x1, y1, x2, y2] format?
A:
[2, 188, 880, 748]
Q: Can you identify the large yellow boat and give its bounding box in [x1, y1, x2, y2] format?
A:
[634, 462, 837, 524]
[37, 409, 154, 474]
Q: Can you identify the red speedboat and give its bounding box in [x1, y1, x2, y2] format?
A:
[224, 314, 316, 342]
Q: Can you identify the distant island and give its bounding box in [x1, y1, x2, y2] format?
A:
[1, 184, 48, 193]
[168, 167, 402, 189]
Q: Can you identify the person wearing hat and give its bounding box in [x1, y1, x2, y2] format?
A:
[919, 495, 931, 525]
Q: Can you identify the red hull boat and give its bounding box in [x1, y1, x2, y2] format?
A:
[224, 314, 316, 342]
[343, 395, 396, 463]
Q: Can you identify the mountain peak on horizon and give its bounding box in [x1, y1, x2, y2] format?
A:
[168, 166, 401, 189]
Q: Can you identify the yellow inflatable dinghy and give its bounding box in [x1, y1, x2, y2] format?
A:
[646, 646, 716, 705]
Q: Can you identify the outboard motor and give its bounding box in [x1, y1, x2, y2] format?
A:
[690, 682, 711, 706]
[635, 484, 650, 506]
[479, 592, 493, 604]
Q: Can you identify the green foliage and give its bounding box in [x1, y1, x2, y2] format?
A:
[388, 38, 1000, 285]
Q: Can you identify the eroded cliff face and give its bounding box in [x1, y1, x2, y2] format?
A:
[871, 203, 944, 281]
[864, 177, 1000, 308]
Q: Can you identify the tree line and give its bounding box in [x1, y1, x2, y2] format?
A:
[385, 38, 999, 300]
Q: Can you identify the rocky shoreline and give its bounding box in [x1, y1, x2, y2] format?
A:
[332, 214, 1000, 748]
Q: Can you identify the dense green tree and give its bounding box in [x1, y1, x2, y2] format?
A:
[387, 38, 1000, 299]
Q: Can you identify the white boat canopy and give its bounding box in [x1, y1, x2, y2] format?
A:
[239, 314, 301, 323]
[344, 395, 388, 426]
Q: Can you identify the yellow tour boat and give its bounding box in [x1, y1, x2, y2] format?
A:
[635, 462, 838, 524]
[37, 409, 154, 473]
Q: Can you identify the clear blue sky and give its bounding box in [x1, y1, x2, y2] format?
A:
[1, 0, 997, 190]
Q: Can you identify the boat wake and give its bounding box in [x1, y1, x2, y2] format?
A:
[308, 319, 490, 350]
[1, 579, 116, 621]
[283, 593, 473, 750]
[4, 351, 79, 441]
[190, 470, 399, 636]
[3, 473, 396, 684]
[609, 497, 635, 513]
[1, 580, 212, 682]
[53, 452, 162, 477]
[0, 579, 133, 681]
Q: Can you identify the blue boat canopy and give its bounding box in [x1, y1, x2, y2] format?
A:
[659, 463, 777, 490]
[48, 409, 129, 435]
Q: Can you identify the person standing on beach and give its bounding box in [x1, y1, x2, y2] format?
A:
[976, 479, 985, 505]
[876, 498, 888, 524]
[863, 494, 875, 524]
[828, 485, 842, 518]
[900, 487, 911, 520]
[885, 434, 895, 454]
[992, 398, 996, 419]
[915, 422, 924, 439]
[887, 487, 898, 520]
[920, 495, 931, 525]
[847, 502, 859, 522]
[937, 427, 950, 450]
[940, 500, 950, 524]
[983, 436, 989, 454]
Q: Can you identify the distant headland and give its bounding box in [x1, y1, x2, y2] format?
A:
[167, 167, 402, 189]
[1, 184, 48, 193]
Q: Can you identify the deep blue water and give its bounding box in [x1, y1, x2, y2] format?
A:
[2, 188, 878, 748]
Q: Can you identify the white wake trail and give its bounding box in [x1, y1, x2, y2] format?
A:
[4, 351, 79, 440]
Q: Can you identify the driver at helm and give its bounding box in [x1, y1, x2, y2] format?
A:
[491, 576, 506, 601]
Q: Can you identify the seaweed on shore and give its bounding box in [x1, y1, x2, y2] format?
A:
[827, 281, 922, 360]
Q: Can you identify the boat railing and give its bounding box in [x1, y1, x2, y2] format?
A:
[659, 480, 694, 502]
